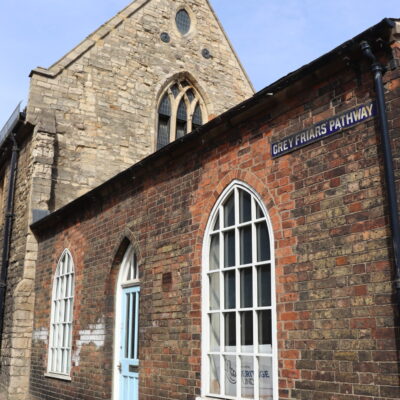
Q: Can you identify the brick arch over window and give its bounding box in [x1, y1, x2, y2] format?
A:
[201, 180, 278, 399]
[156, 74, 208, 150]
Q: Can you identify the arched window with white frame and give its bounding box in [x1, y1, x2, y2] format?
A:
[156, 78, 207, 150]
[47, 249, 74, 377]
[202, 182, 278, 399]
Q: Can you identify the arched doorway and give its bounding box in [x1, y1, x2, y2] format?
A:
[113, 244, 140, 400]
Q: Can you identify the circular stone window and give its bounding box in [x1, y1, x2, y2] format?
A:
[175, 9, 191, 34]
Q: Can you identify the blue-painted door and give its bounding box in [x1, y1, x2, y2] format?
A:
[120, 286, 139, 399]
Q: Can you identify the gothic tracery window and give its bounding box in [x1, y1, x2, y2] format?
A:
[157, 79, 205, 150]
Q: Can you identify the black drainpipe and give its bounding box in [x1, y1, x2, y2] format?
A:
[360, 40, 400, 309]
[0, 133, 19, 347]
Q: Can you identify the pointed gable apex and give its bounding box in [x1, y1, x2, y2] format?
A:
[30, 0, 253, 92]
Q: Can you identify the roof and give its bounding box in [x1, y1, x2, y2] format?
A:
[31, 17, 398, 234]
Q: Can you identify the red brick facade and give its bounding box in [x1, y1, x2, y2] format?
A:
[30, 25, 400, 400]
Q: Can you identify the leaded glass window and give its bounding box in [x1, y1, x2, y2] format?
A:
[176, 10, 191, 35]
[203, 183, 277, 399]
[176, 99, 187, 139]
[48, 249, 74, 376]
[156, 78, 206, 150]
[157, 94, 171, 150]
[192, 104, 202, 130]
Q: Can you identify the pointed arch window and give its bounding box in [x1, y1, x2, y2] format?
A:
[202, 183, 278, 399]
[156, 78, 206, 150]
[48, 249, 74, 377]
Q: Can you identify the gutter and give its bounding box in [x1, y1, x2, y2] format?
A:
[360, 40, 400, 309]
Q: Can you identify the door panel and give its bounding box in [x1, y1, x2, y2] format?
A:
[120, 286, 139, 399]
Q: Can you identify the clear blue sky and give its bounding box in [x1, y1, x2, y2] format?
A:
[0, 0, 399, 127]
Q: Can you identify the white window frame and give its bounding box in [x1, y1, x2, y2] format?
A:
[112, 244, 139, 400]
[47, 249, 75, 379]
[201, 180, 278, 399]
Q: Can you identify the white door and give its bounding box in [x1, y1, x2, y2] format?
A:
[119, 285, 139, 399]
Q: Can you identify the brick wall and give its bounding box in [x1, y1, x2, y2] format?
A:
[30, 42, 400, 399]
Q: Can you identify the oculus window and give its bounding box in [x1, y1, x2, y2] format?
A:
[48, 249, 75, 376]
[202, 182, 277, 399]
[157, 79, 206, 150]
[176, 9, 191, 34]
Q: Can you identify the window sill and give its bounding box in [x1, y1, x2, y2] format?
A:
[196, 397, 228, 400]
[44, 372, 72, 381]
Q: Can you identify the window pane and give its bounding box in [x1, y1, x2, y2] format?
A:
[256, 222, 270, 261]
[209, 355, 220, 394]
[177, 98, 187, 121]
[240, 226, 252, 265]
[239, 190, 251, 223]
[259, 357, 273, 400]
[170, 84, 179, 97]
[224, 355, 236, 396]
[176, 9, 191, 34]
[241, 356, 254, 399]
[241, 311, 253, 352]
[224, 312, 236, 350]
[159, 94, 171, 116]
[224, 193, 235, 227]
[157, 116, 170, 150]
[210, 313, 220, 351]
[192, 103, 202, 128]
[240, 268, 252, 308]
[257, 265, 271, 307]
[130, 294, 136, 359]
[213, 214, 220, 231]
[256, 203, 263, 219]
[209, 234, 219, 271]
[176, 120, 187, 139]
[258, 310, 272, 354]
[125, 293, 130, 358]
[209, 273, 220, 310]
[224, 270, 235, 309]
[224, 230, 235, 268]
[186, 89, 195, 103]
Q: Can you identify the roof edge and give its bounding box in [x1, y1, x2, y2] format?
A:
[29, 0, 151, 78]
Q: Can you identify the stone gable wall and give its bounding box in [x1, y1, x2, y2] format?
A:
[30, 44, 400, 399]
[26, 0, 253, 211]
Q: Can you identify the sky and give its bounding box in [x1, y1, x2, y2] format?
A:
[0, 0, 399, 128]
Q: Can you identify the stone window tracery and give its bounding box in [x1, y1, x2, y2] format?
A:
[157, 79, 206, 150]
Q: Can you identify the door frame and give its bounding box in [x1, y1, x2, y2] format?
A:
[112, 245, 139, 400]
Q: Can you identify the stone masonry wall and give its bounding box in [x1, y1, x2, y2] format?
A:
[26, 0, 254, 212]
[0, 133, 34, 400]
[30, 41, 400, 399]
